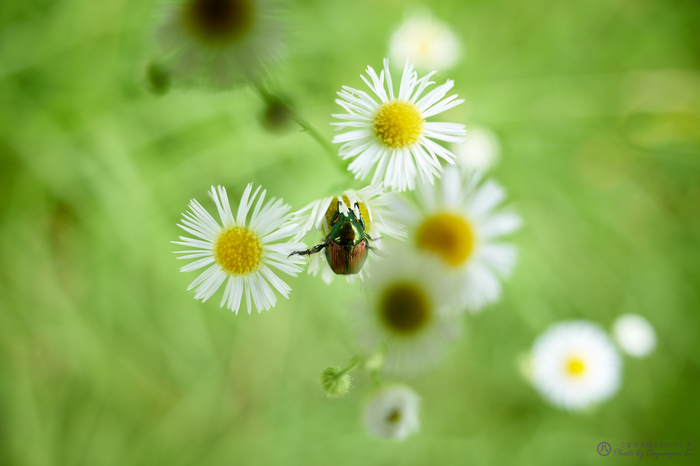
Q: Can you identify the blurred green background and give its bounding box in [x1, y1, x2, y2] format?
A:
[1, 0, 699, 464]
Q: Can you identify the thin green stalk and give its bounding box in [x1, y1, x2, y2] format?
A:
[252, 81, 350, 176]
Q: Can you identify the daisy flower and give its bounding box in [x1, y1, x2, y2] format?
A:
[398, 166, 521, 312]
[290, 184, 406, 284]
[173, 185, 306, 314]
[154, 0, 285, 89]
[531, 321, 622, 411]
[332, 59, 467, 191]
[452, 126, 501, 173]
[388, 10, 461, 72]
[612, 314, 657, 358]
[363, 384, 420, 440]
[354, 247, 460, 375]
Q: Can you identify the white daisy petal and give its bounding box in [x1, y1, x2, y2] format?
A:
[333, 59, 466, 191]
[401, 166, 521, 312]
[531, 321, 622, 411]
[174, 185, 305, 314]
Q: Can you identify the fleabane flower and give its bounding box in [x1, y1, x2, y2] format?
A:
[398, 166, 521, 312]
[173, 185, 306, 314]
[332, 59, 467, 191]
[354, 247, 460, 375]
[531, 321, 622, 411]
[363, 384, 420, 440]
[154, 0, 285, 89]
[388, 11, 461, 72]
[612, 314, 657, 358]
[290, 184, 406, 284]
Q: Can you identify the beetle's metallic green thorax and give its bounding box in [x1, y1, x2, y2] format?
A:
[289, 202, 373, 276]
[329, 217, 366, 251]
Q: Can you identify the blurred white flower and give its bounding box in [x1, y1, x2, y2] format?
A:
[398, 166, 521, 312]
[389, 11, 461, 72]
[613, 314, 657, 358]
[453, 126, 501, 173]
[531, 321, 622, 411]
[363, 385, 420, 440]
[154, 0, 285, 89]
[290, 184, 406, 284]
[355, 247, 460, 375]
[173, 185, 306, 314]
[332, 59, 466, 191]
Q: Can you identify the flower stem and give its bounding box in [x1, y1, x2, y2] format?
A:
[337, 356, 359, 376]
[251, 81, 350, 176]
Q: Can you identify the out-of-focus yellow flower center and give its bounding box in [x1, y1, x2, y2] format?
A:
[416, 213, 474, 266]
[565, 356, 586, 377]
[324, 196, 371, 232]
[183, 0, 254, 45]
[379, 282, 432, 335]
[373, 100, 424, 148]
[213, 226, 262, 275]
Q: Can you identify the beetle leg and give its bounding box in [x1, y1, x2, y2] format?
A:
[329, 205, 341, 227]
[288, 242, 328, 258]
[365, 233, 381, 242]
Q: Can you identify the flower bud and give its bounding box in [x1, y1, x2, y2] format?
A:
[145, 61, 171, 96]
[320, 366, 352, 398]
[260, 97, 295, 133]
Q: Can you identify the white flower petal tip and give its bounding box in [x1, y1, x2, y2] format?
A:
[612, 314, 657, 358]
[363, 385, 420, 440]
[333, 59, 466, 191]
[174, 184, 306, 314]
[531, 321, 622, 411]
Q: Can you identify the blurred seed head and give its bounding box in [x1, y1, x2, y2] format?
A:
[388, 10, 461, 72]
[154, 0, 286, 89]
[613, 314, 657, 358]
[452, 126, 501, 173]
[362, 384, 420, 440]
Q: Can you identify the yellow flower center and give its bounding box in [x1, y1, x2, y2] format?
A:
[416, 213, 474, 266]
[213, 226, 262, 275]
[564, 356, 586, 377]
[323, 196, 371, 233]
[379, 282, 432, 335]
[373, 100, 424, 148]
[183, 0, 254, 45]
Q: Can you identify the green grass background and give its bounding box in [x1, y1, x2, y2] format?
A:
[1, 0, 699, 464]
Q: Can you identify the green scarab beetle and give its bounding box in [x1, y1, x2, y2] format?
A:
[289, 202, 375, 275]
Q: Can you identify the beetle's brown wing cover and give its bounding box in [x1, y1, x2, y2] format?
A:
[326, 241, 348, 274]
[347, 239, 368, 275]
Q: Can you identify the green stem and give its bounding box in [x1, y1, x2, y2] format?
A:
[371, 370, 382, 387]
[251, 81, 350, 176]
[337, 356, 359, 376]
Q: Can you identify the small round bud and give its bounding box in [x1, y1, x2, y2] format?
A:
[364, 352, 384, 372]
[145, 61, 171, 96]
[320, 366, 352, 398]
[260, 97, 295, 133]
